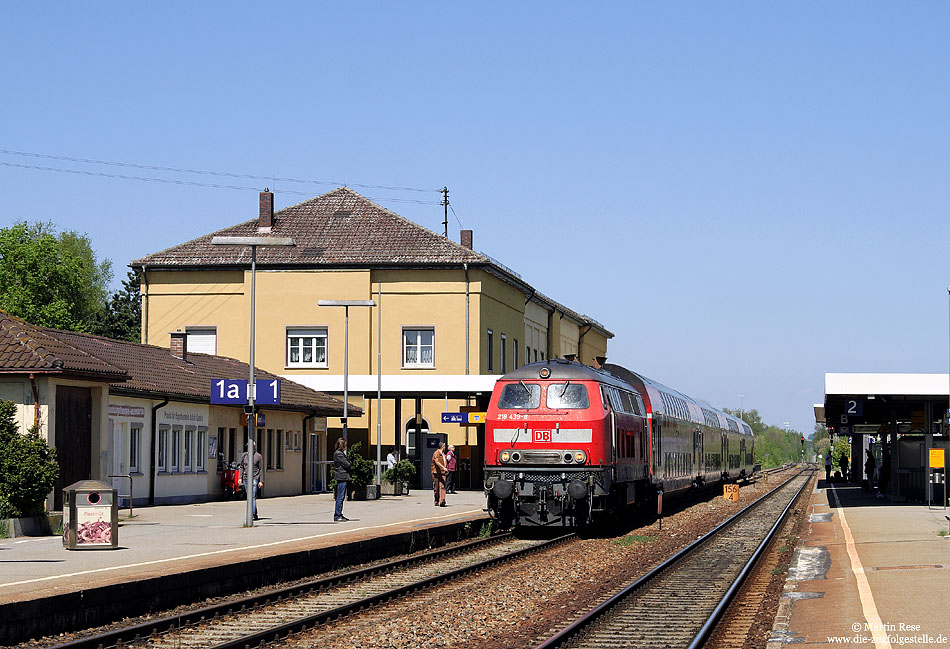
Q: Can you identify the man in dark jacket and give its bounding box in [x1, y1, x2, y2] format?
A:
[333, 437, 351, 521]
[238, 440, 263, 520]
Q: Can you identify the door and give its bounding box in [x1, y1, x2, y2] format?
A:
[54, 386, 92, 509]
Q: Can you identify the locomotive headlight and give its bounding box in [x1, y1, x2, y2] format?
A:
[563, 452, 574, 464]
[574, 451, 587, 464]
[511, 451, 522, 462]
[500, 451, 511, 463]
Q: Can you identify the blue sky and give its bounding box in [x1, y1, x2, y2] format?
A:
[3, 3, 948, 436]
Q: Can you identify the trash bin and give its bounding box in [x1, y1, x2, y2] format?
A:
[63, 479, 119, 550]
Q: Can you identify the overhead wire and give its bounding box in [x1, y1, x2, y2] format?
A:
[0, 149, 442, 194]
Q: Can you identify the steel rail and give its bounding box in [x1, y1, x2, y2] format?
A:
[206, 532, 576, 649]
[685, 469, 813, 649]
[47, 531, 520, 649]
[533, 469, 809, 649]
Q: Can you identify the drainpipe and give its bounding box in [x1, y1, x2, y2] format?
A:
[149, 397, 169, 505]
[302, 412, 316, 493]
[464, 263, 470, 375]
[577, 322, 592, 364]
[28, 374, 40, 431]
[140, 265, 149, 344]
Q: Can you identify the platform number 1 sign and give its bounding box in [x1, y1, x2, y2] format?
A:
[723, 484, 740, 502]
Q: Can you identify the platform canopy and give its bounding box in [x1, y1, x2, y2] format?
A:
[822, 373, 950, 436]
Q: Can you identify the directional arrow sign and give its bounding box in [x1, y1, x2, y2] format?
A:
[442, 412, 466, 424]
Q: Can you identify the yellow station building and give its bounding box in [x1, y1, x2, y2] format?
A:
[132, 188, 611, 488]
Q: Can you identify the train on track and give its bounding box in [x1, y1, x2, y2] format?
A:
[484, 359, 756, 527]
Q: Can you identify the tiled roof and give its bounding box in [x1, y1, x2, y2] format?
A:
[130, 187, 488, 268]
[0, 313, 128, 379]
[0, 312, 347, 415]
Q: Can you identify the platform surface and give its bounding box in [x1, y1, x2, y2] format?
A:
[0, 490, 487, 605]
[769, 481, 950, 648]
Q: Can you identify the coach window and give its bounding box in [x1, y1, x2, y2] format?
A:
[547, 383, 590, 409]
[497, 382, 541, 409]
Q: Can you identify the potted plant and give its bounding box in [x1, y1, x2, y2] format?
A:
[382, 459, 416, 496]
[344, 442, 378, 500]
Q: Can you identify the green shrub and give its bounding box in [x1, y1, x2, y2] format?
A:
[344, 442, 375, 489]
[0, 401, 59, 518]
[383, 459, 417, 485]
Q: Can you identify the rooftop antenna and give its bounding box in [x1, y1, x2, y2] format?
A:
[440, 187, 449, 237]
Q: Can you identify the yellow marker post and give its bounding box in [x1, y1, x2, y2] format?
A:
[723, 483, 740, 502]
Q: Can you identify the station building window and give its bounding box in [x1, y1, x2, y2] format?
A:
[514, 339, 519, 369]
[501, 333, 507, 373]
[158, 425, 168, 472]
[129, 424, 142, 473]
[403, 327, 434, 367]
[186, 326, 217, 355]
[197, 427, 207, 472]
[184, 426, 194, 471]
[487, 329, 494, 371]
[171, 425, 181, 472]
[287, 327, 328, 367]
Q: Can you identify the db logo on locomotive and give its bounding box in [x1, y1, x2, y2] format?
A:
[532, 430, 552, 443]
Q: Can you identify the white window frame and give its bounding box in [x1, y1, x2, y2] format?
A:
[129, 424, 142, 473]
[158, 425, 169, 472]
[184, 426, 195, 472]
[197, 427, 207, 472]
[286, 326, 328, 368]
[171, 425, 181, 472]
[402, 326, 435, 368]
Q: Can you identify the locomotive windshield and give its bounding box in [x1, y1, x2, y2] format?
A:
[497, 382, 541, 409]
[546, 382, 590, 409]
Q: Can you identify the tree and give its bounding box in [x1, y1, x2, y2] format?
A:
[725, 407, 803, 468]
[0, 401, 59, 518]
[0, 221, 112, 331]
[92, 270, 141, 342]
[812, 423, 831, 461]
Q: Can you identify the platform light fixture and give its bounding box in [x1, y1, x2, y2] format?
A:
[211, 235, 295, 527]
[318, 300, 376, 451]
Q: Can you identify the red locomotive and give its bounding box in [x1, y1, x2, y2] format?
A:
[484, 359, 755, 527]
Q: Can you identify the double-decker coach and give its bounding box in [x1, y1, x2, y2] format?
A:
[484, 359, 755, 527]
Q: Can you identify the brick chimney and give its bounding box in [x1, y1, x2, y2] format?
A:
[170, 330, 187, 362]
[259, 189, 274, 230]
[460, 229, 473, 250]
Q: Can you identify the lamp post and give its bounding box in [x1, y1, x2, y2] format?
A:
[211, 235, 295, 527]
[318, 300, 376, 471]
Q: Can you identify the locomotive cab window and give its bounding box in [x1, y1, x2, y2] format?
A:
[546, 382, 590, 409]
[497, 382, 541, 409]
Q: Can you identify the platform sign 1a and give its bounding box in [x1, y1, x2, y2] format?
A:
[211, 379, 248, 404]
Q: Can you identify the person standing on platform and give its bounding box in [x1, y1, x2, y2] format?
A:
[386, 447, 398, 472]
[445, 444, 457, 494]
[431, 441, 447, 507]
[238, 440, 263, 521]
[825, 452, 833, 482]
[840, 454, 849, 482]
[864, 449, 876, 492]
[877, 449, 891, 499]
[333, 438, 351, 522]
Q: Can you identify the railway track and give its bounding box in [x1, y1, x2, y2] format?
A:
[46, 532, 572, 649]
[534, 469, 814, 649]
